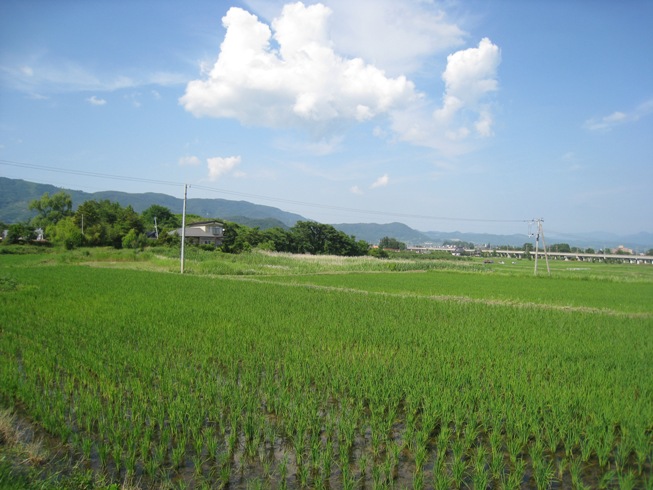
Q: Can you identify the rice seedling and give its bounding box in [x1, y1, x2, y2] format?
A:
[81, 435, 93, 460]
[569, 458, 585, 489]
[278, 452, 289, 487]
[97, 441, 110, 469]
[533, 457, 555, 489]
[111, 442, 123, 475]
[433, 463, 451, 490]
[598, 469, 616, 489]
[124, 442, 137, 477]
[507, 433, 525, 465]
[171, 437, 187, 469]
[491, 445, 506, 482]
[618, 470, 637, 490]
[473, 466, 490, 490]
[451, 454, 467, 488]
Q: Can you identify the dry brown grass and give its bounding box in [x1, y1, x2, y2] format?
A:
[0, 408, 48, 466]
[0, 408, 18, 446]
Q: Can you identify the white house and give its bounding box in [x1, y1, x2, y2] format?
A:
[170, 220, 224, 247]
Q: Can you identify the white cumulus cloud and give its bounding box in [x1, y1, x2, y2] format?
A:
[244, 0, 466, 76]
[390, 37, 501, 153]
[182, 2, 501, 154]
[180, 3, 416, 134]
[434, 38, 500, 130]
[371, 174, 389, 189]
[207, 156, 242, 181]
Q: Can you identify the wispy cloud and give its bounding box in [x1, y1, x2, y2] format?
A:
[274, 134, 344, 156]
[86, 95, 106, 106]
[583, 99, 653, 131]
[1, 56, 187, 94]
[179, 155, 201, 166]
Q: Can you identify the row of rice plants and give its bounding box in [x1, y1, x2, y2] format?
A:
[260, 269, 653, 314]
[1, 264, 651, 488]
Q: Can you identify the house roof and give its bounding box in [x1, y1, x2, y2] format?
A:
[168, 220, 224, 238]
[186, 220, 224, 226]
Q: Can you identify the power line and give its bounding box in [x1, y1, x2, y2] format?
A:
[0, 159, 183, 188]
[1, 158, 530, 224]
[194, 184, 527, 223]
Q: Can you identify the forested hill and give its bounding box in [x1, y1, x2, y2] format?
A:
[3, 177, 651, 249]
[332, 222, 431, 245]
[0, 177, 305, 227]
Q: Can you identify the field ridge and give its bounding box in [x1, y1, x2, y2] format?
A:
[232, 275, 653, 319]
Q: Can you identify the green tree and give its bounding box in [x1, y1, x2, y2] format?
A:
[49, 217, 84, 249]
[379, 236, 407, 250]
[220, 221, 243, 253]
[291, 221, 368, 256]
[141, 205, 180, 232]
[122, 229, 148, 250]
[74, 200, 116, 246]
[291, 221, 327, 254]
[222, 223, 266, 253]
[28, 191, 73, 232]
[368, 247, 389, 259]
[115, 205, 144, 237]
[73, 199, 143, 248]
[550, 243, 571, 253]
[218, 220, 368, 256]
[261, 227, 293, 252]
[3, 223, 34, 244]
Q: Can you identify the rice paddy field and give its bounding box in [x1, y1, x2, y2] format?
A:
[1, 247, 652, 489]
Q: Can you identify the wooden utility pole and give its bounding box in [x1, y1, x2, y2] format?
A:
[533, 218, 550, 276]
[180, 184, 188, 274]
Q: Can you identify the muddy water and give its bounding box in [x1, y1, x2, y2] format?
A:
[5, 407, 650, 489]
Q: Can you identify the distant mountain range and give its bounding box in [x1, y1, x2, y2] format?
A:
[0, 177, 302, 229]
[1, 177, 652, 251]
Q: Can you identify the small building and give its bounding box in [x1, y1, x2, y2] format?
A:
[170, 220, 224, 247]
[611, 245, 634, 255]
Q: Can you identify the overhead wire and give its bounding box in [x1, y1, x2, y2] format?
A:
[1, 158, 531, 224]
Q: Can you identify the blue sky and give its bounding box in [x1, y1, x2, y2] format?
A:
[1, 0, 651, 236]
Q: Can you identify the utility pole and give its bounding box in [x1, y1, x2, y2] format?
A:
[154, 216, 159, 239]
[180, 184, 188, 274]
[532, 218, 550, 276]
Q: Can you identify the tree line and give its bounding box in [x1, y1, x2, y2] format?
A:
[0, 191, 179, 250]
[9, 191, 646, 256]
[1, 191, 374, 256]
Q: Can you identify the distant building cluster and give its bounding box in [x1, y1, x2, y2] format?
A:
[611, 245, 634, 255]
